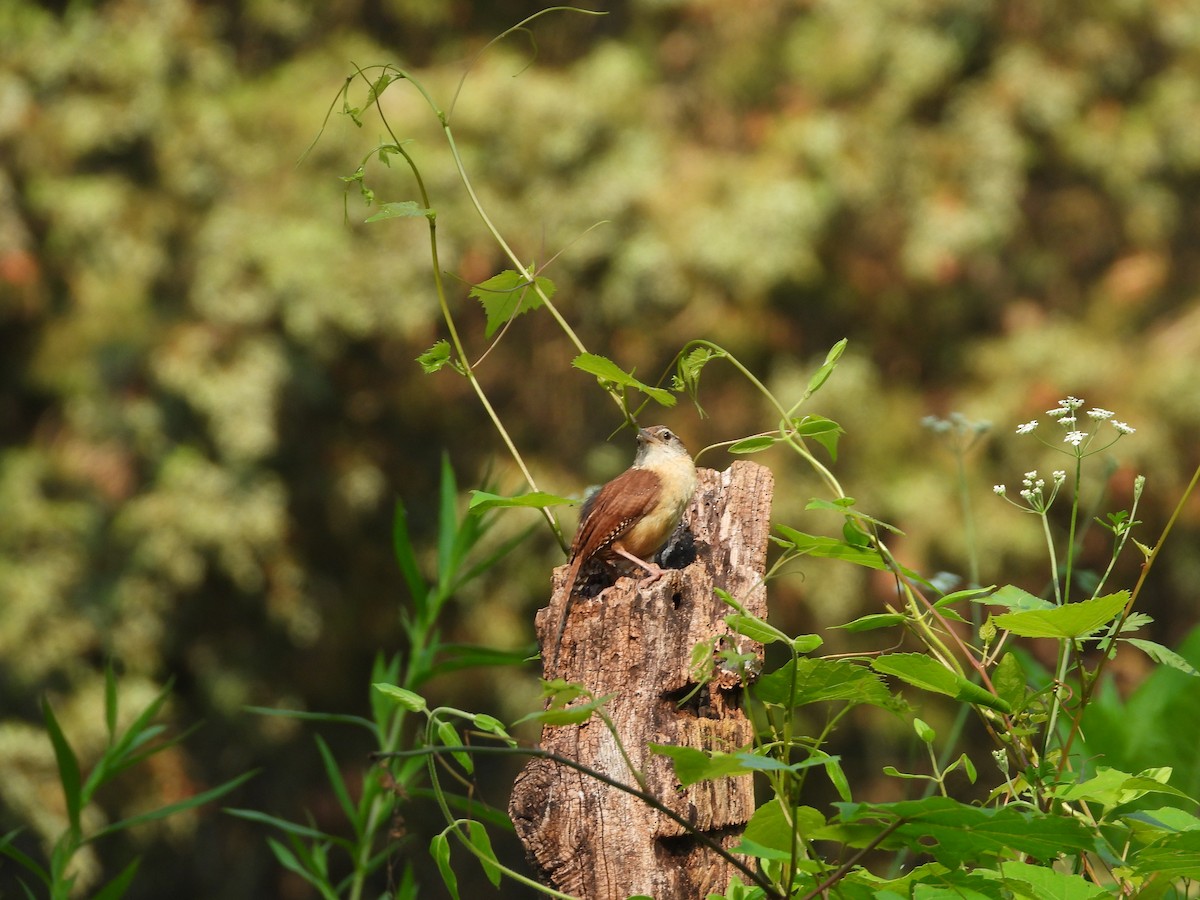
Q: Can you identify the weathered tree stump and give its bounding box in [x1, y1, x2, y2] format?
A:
[510, 461, 773, 899]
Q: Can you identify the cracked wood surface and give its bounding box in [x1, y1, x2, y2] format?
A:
[510, 461, 774, 899]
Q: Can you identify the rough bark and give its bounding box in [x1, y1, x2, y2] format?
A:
[510, 461, 773, 900]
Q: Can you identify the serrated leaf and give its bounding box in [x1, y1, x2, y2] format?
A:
[993, 592, 1129, 639]
[572, 353, 676, 406]
[834, 796, 1094, 866]
[873, 654, 1011, 713]
[417, 340, 454, 374]
[364, 200, 431, 222]
[981, 584, 1054, 612]
[998, 860, 1109, 900]
[470, 269, 552, 338]
[1132, 830, 1200, 879]
[1125, 638, 1200, 677]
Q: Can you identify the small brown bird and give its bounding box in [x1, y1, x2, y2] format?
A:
[547, 425, 698, 671]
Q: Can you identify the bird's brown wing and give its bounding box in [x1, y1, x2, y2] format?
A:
[570, 467, 663, 562]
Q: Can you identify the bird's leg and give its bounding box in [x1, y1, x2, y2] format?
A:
[611, 547, 667, 584]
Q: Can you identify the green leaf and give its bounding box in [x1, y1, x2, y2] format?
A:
[804, 338, 847, 399]
[913, 718, 935, 744]
[93, 770, 258, 841]
[225, 808, 347, 845]
[92, 858, 141, 900]
[649, 744, 822, 786]
[372, 683, 427, 712]
[934, 585, 998, 609]
[872, 654, 1011, 713]
[1133, 830, 1200, 879]
[431, 831, 460, 900]
[1054, 766, 1194, 808]
[834, 796, 1093, 866]
[467, 489, 577, 513]
[416, 340, 454, 374]
[436, 720, 472, 773]
[264, 837, 334, 899]
[0, 828, 50, 885]
[728, 435, 778, 454]
[515, 691, 615, 727]
[469, 268, 552, 338]
[742, 800, 825, 854]
[42, 700, 82, 833]
[756, 658, 891, 708]
[724, 613, 790, 645]
[571, 353, 676, 406]
[792, 415, 843, 461]
[981, 584, 1054, 612]
[1125, 637, 1200, 677]
[998, 860, 1108, 900]
[993, 591, 1129, 639]
[774, 525, 888, 570]
[104, 666, 119, 741]
[835, 613, 907, 633]
[391, 500, 429, 619]
[992, 653, 1028, 712]
[314, 735, 358, 834]
[465, 821, 502, 888]
[364, 200, 431, 223]
[792, 634, 824, 654]
[650, 744, 739, 786]
[471, 713, 513, 745]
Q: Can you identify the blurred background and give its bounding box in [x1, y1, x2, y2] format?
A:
[2, 0, 1199, 896]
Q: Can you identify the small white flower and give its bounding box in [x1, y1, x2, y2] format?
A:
[993, 484, 1006, 496]
[1064, 431, 1087, 446]
[1024, 471, 1038, 480]
[1087, 408, 1114, 420]
[1064, 396, 1084, 409]
[1113, 421, 1136, 434]
[1016, 421, 1038, 434]
[1047, 407, 1071, 418]
[1052, 470, 1066, 485]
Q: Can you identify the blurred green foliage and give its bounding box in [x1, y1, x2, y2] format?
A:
[2, 0, 1199, 896]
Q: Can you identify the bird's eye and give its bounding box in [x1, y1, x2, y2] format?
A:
[661, 429, 673, 439]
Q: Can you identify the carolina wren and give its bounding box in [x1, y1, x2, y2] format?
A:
[548, 425, 698, 670]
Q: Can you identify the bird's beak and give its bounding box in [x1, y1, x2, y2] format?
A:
[636, 428, 654, 443]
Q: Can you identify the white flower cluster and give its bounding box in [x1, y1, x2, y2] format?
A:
[995, 397, 1135, 507]
[1012, 397, 1135, 451]
[994, 469, 1066, 512]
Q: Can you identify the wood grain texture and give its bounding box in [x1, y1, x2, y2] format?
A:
[510, 461, 774, 899]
